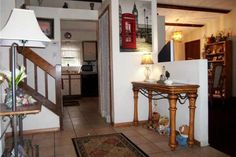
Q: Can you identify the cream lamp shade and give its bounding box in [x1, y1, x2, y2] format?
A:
[141, 53, 154, 65]
[0, 8, 51, 47]
[141, 53, 153, 81]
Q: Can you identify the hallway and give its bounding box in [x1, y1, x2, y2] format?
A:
[26, 97, 229, 157]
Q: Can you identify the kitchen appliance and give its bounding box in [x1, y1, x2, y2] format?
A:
[81, 64, 93, 72]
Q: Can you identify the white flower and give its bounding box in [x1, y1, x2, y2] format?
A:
[0, 65, 27, 88]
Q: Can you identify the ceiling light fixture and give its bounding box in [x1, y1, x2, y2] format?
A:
[172, 31, 183, 41]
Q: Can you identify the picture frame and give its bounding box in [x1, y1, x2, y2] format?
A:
[119, 0, 152, 52]
[82, 41, 97, 61]
[37, 18, 54, 39]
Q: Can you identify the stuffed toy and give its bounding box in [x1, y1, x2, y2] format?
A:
[179, 125, 189, 137]
[157, 116, 169, 134]
[146, 112, 160, 130]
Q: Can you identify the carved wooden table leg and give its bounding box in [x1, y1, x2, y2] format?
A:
[168, 94, 178, 150]
[148, 90, 153, 123]
[133, 88, 139, 126]
[188, 93, 197, 147]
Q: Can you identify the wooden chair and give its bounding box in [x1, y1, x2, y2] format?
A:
[208, 64, 224, 104]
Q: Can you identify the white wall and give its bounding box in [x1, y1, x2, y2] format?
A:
[153, 60, 208, 146]
[111, 0, 158, 123]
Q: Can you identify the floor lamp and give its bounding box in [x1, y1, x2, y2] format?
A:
[0, 8, 50, 156]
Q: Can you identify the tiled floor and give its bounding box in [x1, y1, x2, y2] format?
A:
[28, 97, 229, 157]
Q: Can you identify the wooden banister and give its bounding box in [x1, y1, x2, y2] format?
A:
[19, 82, 60, 116]
[16, 47, 63, 129]
[17, 47, 56, 78]
[55, 65, 63, 129]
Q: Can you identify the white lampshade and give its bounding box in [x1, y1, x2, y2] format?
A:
[141, 53, 154, 65]
[0, 8, 51, 47]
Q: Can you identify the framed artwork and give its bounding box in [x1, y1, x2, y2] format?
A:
[119, 0, 152, 52]
[37, 18, 54, 39]
[82, 41, 97, 61]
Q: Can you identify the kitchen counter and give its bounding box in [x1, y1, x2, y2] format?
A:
[62, 70, 80, 75]
[80, 71, 97, 75]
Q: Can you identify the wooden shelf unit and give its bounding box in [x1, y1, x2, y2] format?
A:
[204, 40, 232, 99]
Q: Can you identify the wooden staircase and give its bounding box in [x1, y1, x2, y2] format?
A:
[17, 47, 63, 129]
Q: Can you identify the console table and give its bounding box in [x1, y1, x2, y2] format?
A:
[0, 103, 41, 156]
[131, 81, 199, 150]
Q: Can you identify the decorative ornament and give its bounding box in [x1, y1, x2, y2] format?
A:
[64, 32, 72, 39]
[90, 3, 94, 10]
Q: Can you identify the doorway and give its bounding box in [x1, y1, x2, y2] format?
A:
[98, 7, 112, 123]
[60, 20, 98, 106]
[185, 39, 200, 60]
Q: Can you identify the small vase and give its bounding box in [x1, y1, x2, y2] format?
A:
[4, 88, 13, 109]
[4, 88, 25, 109]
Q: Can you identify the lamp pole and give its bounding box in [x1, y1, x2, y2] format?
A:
[11, 43, 18, 157]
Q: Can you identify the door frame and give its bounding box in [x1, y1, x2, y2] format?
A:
[98, 5, 113, 123]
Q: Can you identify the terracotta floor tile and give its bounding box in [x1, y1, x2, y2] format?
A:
[17, 97, 229, 156]
[75, 128, 97, 137]
[121, 129, 142, 138]
[55, 130, 76, 138]
[94, 127, 116, 135]
[38, 146, 54, 157]
[127, 135, 151, 145]
[32, 139, 54, 148]
[193, 146, 230, 157]
[144, 133, 169, 143]
[154, 141, 171, 152]
[32, 132, 54, 140]
[55, 136, 74, 146]
[137, 142, 163, 154]
[149, 152, 171, 157]
[55, 145, 77, 157]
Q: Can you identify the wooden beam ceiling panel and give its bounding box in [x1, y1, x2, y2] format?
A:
[165, 23, 204, 27]
[157, 3, 231, 14]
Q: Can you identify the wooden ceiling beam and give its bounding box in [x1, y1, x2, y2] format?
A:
[165, 23, 204, 27]
[157, 3, 231, 14]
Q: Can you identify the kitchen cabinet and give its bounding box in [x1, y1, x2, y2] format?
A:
[62, 73, 81, 97]
[81, 73, 98, 97]
[71, 74, 81, 95]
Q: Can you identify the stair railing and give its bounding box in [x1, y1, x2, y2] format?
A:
[17, 47, 63, 129]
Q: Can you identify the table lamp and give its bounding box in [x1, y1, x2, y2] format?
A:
[141, 53, 154, 81]
[0, 8, 50, 156]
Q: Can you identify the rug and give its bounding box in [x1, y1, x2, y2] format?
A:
[72, 133, 148, 157]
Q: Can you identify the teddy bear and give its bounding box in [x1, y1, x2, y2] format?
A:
[179, 125, 189, 137]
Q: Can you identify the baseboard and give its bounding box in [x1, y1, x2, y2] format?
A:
[5, 127, 60, 138]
